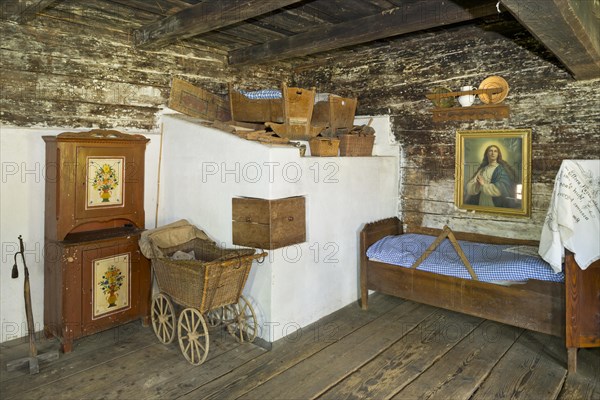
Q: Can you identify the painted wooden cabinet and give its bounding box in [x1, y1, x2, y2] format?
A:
[42, 130, 151, 353]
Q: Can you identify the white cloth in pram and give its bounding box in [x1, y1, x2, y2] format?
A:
[139, 219, 212, 259]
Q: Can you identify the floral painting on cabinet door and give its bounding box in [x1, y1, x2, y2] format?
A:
[86, 157, 124, 208]
[93, 253, 131, 319]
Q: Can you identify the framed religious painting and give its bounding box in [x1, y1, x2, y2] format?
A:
[455, 129, 532, 217]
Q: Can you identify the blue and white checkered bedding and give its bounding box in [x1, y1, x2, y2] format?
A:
[366, 233, 564, 284]
[239, 89, 282, 100]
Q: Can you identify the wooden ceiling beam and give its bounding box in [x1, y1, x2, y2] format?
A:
[1, 0, 61, 23]
[133, 0, 305, 50]
[500, 0, 600, 80]
[228, 0, 499, 65]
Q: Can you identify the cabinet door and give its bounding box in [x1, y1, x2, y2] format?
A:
[74, 145, 145, 225]
[81, 239, 143, 335]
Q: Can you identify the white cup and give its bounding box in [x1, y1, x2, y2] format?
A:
[458, 85, 477, 107]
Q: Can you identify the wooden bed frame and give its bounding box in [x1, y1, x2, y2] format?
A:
[360, 217, 600, 373]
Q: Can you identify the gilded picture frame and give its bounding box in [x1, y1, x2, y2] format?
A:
[455, 129, 531, 217]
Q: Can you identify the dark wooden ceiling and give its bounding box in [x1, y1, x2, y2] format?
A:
[6, 0, 600, 79]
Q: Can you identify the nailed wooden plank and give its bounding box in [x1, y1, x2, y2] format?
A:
[105, 0, 196, 16]
[133, 0, 305, 49]
[0, 6, 289, 129]
[558, 347, 600, 400]
[234, 301, 439, 399]
[304, 0, 388, 22]
[501, 0, 600, 80]
[83, 340, 265, 399]
[2, 293, 599, 399]
[228, 0, 499, 65]
[14, 328, 245, 400]
[432, 104, 510, 122]
[179, 293, 405, 400]
[391, 321, 522, 399]
[1, 69, 167, 107]
[1, 323, 156, 396]
[0, 97, 161, 130]
[319, 310, 484, 400]
[470, 330, 568, 400]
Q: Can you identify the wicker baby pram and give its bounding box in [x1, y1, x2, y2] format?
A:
[148, 236, 266, 365]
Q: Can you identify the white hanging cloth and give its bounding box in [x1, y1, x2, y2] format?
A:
[539, 160, 600, 272]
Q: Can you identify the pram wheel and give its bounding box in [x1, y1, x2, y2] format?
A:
[151, 293, 176, 344]
[178, 308, 210, 365]
[225, 295, 258, 343]
[206, 307, 224, 327]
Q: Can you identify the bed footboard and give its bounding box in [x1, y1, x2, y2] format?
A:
[565, 251, 600, 373]
[360, 217, 402, 309]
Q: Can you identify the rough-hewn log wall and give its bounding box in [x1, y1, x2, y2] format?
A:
[3, 5, 599, 240]
[294, 18, 600, 239]
[0, 0, 290, 130]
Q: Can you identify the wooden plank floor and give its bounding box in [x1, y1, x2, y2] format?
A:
[1, 293, 599, 400]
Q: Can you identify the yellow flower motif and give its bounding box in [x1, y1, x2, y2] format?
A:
[102, 164, 111, 173]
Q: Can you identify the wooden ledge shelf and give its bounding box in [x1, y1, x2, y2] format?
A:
[426, 87, 502, 101]
[432, 104, 509, 122]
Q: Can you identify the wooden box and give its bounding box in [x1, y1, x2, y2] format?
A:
[44, 228, 151, 353]
[312, 95, 357, 133]
[309, 137, 340, 157]
[169, 77, 231, 122]
[338, 134, 375, 156]
[229, 83, 284, 124]
[232, 196, 305, 250]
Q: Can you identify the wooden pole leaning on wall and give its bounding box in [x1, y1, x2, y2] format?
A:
[154, 123, 164, 229]
[6, 236, 59, 374]
[410, 226, 479, 280]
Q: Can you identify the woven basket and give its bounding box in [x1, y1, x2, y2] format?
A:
[309, 137, 340, 156]
[151, 238, 262, 313]
[338, 134, 375, 156]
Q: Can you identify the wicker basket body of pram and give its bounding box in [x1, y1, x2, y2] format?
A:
[149, 237, 266, 365]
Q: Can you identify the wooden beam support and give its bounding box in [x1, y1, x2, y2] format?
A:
[501, 0, 600, 80]
[133, 0, 305, 50]
[228, 0, 499, 65]
[1, 0, 60, 23]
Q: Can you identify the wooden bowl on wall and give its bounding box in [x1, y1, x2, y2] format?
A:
[478, 76, 509, 104]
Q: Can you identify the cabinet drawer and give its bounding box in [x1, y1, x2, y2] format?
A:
[232, 196, 305, 250]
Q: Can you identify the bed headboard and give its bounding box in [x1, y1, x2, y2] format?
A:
[360, 217, 403, 249]
[408, 225, 539, 247]
[361, 217, 539, 249]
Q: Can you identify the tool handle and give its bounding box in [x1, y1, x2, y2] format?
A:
[17, 235, 30, 278]
[18, 235, 25, 253]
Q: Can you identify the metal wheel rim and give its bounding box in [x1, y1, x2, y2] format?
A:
[206, 307, 224, 327]
[151, 293, 176, 344]
[178, 308, 210, 365]
[226, 295, 258, 343]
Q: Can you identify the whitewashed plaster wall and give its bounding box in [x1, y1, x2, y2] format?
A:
[0, 126, 162, 342]
[157, 114, 399, 342]
[0, 114, 399, 343]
